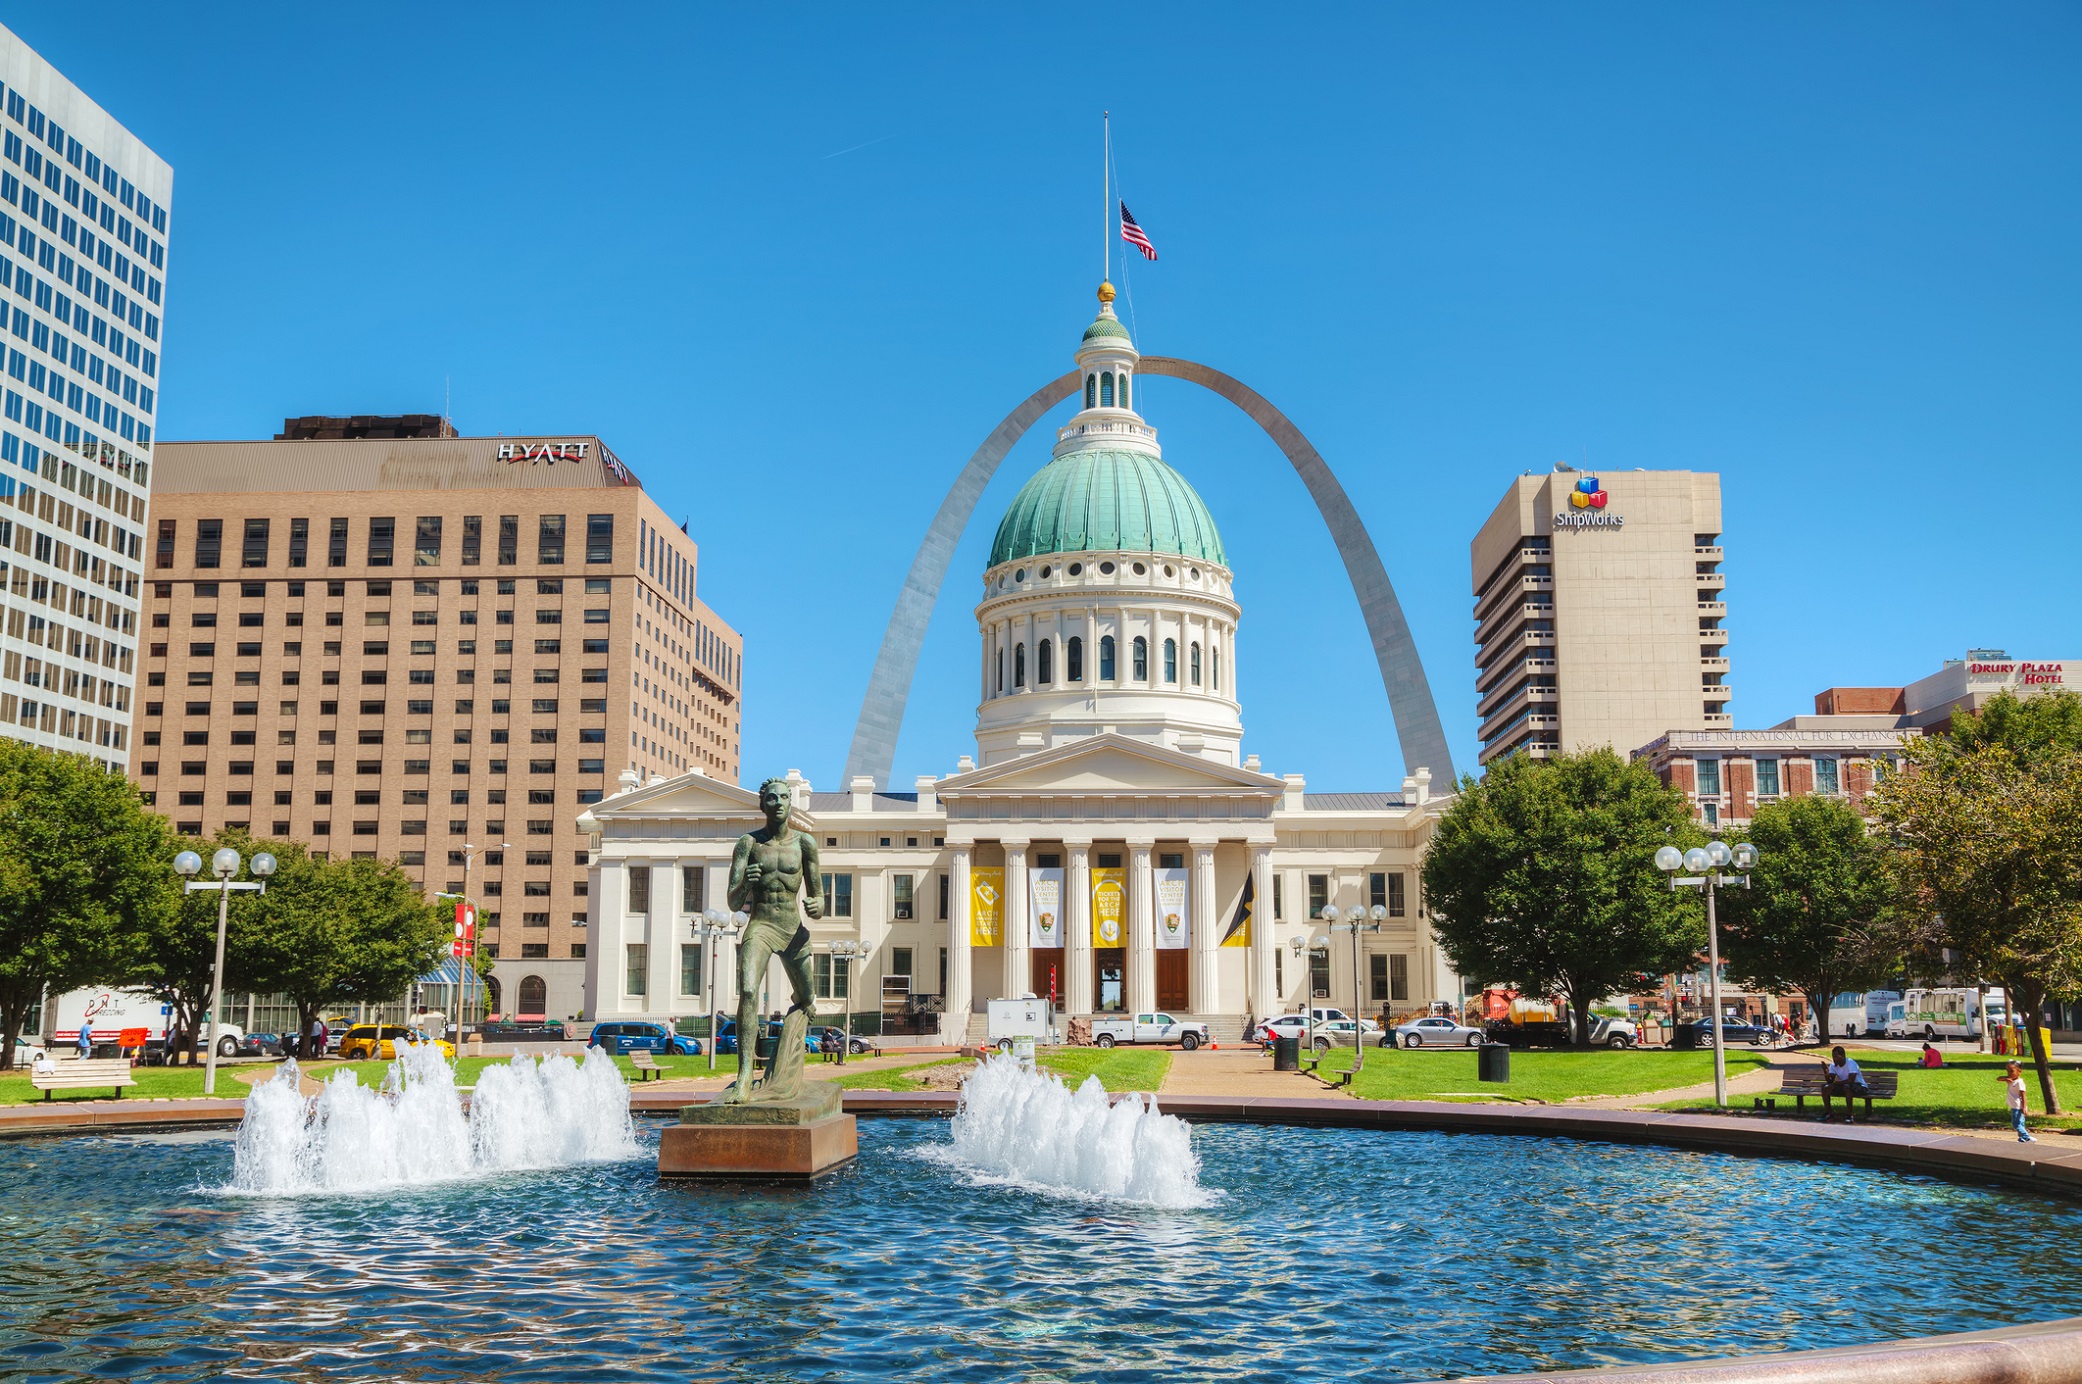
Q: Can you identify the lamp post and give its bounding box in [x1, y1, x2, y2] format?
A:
[696, 908, 747, 1072]
[174, 847, 275, 1096]
[1656, 839, 1757, 1108]
[824, 939, 864, 1065]
[1334, 904, 1387, 1076]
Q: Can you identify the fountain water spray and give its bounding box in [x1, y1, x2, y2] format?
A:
[944, 1055, 1211, 1208]
[226, 1044, 636, 1195]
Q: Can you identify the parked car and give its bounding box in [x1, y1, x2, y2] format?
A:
[1684, 1017, 1776, 1047]
[338, 1025, 457, 1061]
[1305, 1020, 1383, 1052]
[1394, 1016, 1487, 1049]
[1254, 1015, 1310, 1043]
[809, 1026, 874, 1056]
[478, 1019, 569, 1042]
[234, 1032, 285, 1058]
[589, 1021, 701, 1056]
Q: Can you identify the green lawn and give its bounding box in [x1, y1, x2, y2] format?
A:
[826, 1047, 1171, 1094]
[1662, 1047, 2082, 1132]
[0, 1049, 745, 1105]
[832, 1059, 964, 1091]
[1310, 1044, 1771, 1104]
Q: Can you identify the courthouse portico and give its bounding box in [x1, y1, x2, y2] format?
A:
[582, 287, 1455, 1040]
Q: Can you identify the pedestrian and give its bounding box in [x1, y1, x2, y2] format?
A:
[1821, 1046, 1870, 1122]
[76, 1020, 92, 1061]
[1920, 1042, 1944, 1069]
[308, 1015, 327, 1060]
[2002, 1061, 2036, 1143]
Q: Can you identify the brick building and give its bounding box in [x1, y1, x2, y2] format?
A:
[133, 423, 743, 1020]
[1633, 726, 1914, 828]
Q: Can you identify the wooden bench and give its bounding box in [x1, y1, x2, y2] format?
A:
[628, 1049, 663, 1082]
[1777, 1065, 1900, 1117]
[31, 1057, 139, 1101]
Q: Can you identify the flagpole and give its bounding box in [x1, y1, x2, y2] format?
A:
[1102, 111, 1111, 284]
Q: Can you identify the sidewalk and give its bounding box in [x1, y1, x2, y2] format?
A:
[1160, 1047, 1355, 1099]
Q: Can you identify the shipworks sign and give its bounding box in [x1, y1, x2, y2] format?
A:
[1554, 475, 1623, 530]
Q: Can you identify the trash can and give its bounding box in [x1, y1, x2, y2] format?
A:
[755, 1035, 778, 1062]
[1671, 1023, 1698, 1051]
[1478, 1040, 1510, 1084]
[1272, 1035, 1301, 1071]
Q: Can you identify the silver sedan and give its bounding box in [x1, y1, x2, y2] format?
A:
[1393, 1017, 1486, 1049]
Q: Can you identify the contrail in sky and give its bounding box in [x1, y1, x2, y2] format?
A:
[822, 133, 897, 160]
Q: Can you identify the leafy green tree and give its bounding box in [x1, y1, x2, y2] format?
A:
[1875, 729, 2082, 1113]
[1423, 748, 1705, 1045]
[0, 741, 169, 1070]
[241, 851, 447, 1055]
[122, 828, 286, 1064]
[1944, 687, 2082, 762]
[1716, 795, 1900, 1048]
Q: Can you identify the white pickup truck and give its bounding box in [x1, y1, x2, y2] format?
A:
[1088, 1012, 1211, 1051]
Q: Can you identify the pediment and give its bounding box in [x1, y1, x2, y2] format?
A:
[940, 735, 1283, 797]
[585, 772, 811, 829]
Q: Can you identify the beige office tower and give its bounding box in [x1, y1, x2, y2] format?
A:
[1471, 467, 1725, 764]
[135, 420, 744, 1018]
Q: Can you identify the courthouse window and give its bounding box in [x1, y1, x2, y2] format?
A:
[893, 873, 914, 920]
[680, 943, 702, 997]
[628, 866, 650, 914]
[821, 872, 853, 918]
[682, 864, 705, 913]
[625, 944, 647, 998]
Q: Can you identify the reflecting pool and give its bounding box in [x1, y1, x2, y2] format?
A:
[2, 1117, 2077, 1382]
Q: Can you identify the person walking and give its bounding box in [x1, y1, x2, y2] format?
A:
[76, 1020, 92, 1061]
[2002, 1061, 2036, 1143]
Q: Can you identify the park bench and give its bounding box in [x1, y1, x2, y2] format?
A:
[628, 1049, 663, 1082]
[31, 1057, 139, 1101]
[1777, 1065, 1900, 1118]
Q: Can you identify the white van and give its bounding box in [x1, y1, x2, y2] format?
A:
[1900, 987, 1994, 1041]
[1827, 990, 1900, 1038]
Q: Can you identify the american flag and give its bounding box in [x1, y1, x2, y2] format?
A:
[1120, 202, 1158, 261]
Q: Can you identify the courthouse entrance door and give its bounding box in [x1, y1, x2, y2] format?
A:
[1031, 950, 1065, 1009]
[1155, 950, 1188, 1012]
[1094, 949, 1126, 1012]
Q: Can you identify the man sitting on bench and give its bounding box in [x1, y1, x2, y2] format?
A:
[1823, 1046, 1870, 1122]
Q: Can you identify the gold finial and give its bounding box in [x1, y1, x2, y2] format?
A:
[1096, 280, 1116, 305]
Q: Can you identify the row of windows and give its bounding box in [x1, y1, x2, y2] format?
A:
[1082, 370, 1131, 410]
[158, 788, 571, 807]
[147, 724, 611, 747]
[2, 84, 168, 242]
[1689, 754, 1897, 799]
[138, 759, 610, 782]
[153, 576, 613, 600]
[995, 634, 1221, 693]
[158, 817, 590, 840]
[165, 514, 616, 570]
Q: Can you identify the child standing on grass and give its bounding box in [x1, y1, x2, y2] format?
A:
[2003, 1061, 2036, 1143]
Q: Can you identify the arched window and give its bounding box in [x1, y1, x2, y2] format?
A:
[1119, 373, 1130, 410]
[1085, 374, 1096, 409]
[1014, 642, 1026, 688]
[1163, 638, 1178, 683]
[518, 975, 547, 1018]
[1212, 645, 1221, 692]
[1038, 638, 1054, 685]
[1191, 641, 1202, 686]
[1066, 635, 1083, 682]
[1132, 635, 1148, 681]
[1100, 372, 1114, 407]
[1099, 634, 1116, 681]
[996, 647, 1004, 694]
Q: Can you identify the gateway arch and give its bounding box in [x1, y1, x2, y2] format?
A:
[842, 356, 1457, 789]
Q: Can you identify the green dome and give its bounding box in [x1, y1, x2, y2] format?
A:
[1082, 315, 1131, 342]
[988, 449, 1227, 568]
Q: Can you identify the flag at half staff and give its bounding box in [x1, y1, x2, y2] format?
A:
[1120, 202, 1158, 261]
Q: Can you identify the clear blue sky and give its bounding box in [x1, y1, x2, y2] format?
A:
[15, 4, 2078, 789]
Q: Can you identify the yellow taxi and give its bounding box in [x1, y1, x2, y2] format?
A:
[338, 1024, 456, 1061]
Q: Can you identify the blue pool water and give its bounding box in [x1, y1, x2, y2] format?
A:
[1, 1117, 2076, 1382]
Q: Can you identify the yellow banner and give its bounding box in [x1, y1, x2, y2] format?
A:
[1090, 866, 1126, 949]
[970, 867, 1004, 947]
[1221, 872, 1254, 948]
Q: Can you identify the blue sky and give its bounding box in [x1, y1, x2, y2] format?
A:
[15, 4, 2078, 789]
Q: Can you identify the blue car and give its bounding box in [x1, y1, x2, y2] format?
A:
[711, 1019, 818, 1057]
[589, 1020, 701, 1056]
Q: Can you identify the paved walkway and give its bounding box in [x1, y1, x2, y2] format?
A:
[1159, 1047, 1353, 1099]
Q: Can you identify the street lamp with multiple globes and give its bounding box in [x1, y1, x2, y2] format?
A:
[822, 938, 865, 1065]
[694, 908, 749, 1072]
[173, 846, 276, 1096]
[1655, 838, 1759, 1108]
[1335, 903, 1389, 1076]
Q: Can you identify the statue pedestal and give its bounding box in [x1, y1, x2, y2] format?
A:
[658, 1080, 857, 1180]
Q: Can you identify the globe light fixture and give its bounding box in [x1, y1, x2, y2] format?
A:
[250, 852, 278, 878]
[211, 846, 242, 877]
[173, 851, 203, 878]
[1707, 840, 1733, 869]
[1654, 836, 1763, 1109]
[1654, 845, 1683, 873]
[174, 845, 270, 1097]
[1684, 847, 1712, 874]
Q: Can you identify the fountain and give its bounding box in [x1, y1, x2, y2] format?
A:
[226, 1043, 635, 1195]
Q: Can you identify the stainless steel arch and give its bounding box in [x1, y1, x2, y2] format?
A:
[842, 357, 1457, 789]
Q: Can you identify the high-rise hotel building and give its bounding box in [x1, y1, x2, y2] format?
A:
[137, 420, 743, 1020]
[1471, 467, 1726, 764]
[0, 25, 172, 769]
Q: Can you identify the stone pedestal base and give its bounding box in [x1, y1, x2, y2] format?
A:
[657, 1080, 858, 1180]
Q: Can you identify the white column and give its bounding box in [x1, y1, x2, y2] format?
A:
[1190, 843, 1220, 1015]
[1003, 840, 1029, 1001]
[946, 846, 973, 1039]
[1128, 844, 1156, 1013]
[1249, 847, 1275, 1021]
[646, 863, 673, 1014]
[1066, 842, 1093, 1016]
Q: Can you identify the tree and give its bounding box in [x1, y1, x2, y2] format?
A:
[1422, 748, 1705, 1045]
[0, 741, 169, 1070]
[241, 850, 448, 1055]
[1874, 733, 2082, 1113]
[121, 828, 284, 1065]
[1715, 795, 1900, 1047]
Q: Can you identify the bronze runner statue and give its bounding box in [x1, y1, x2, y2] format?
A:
[722, 777, 823, 1104]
